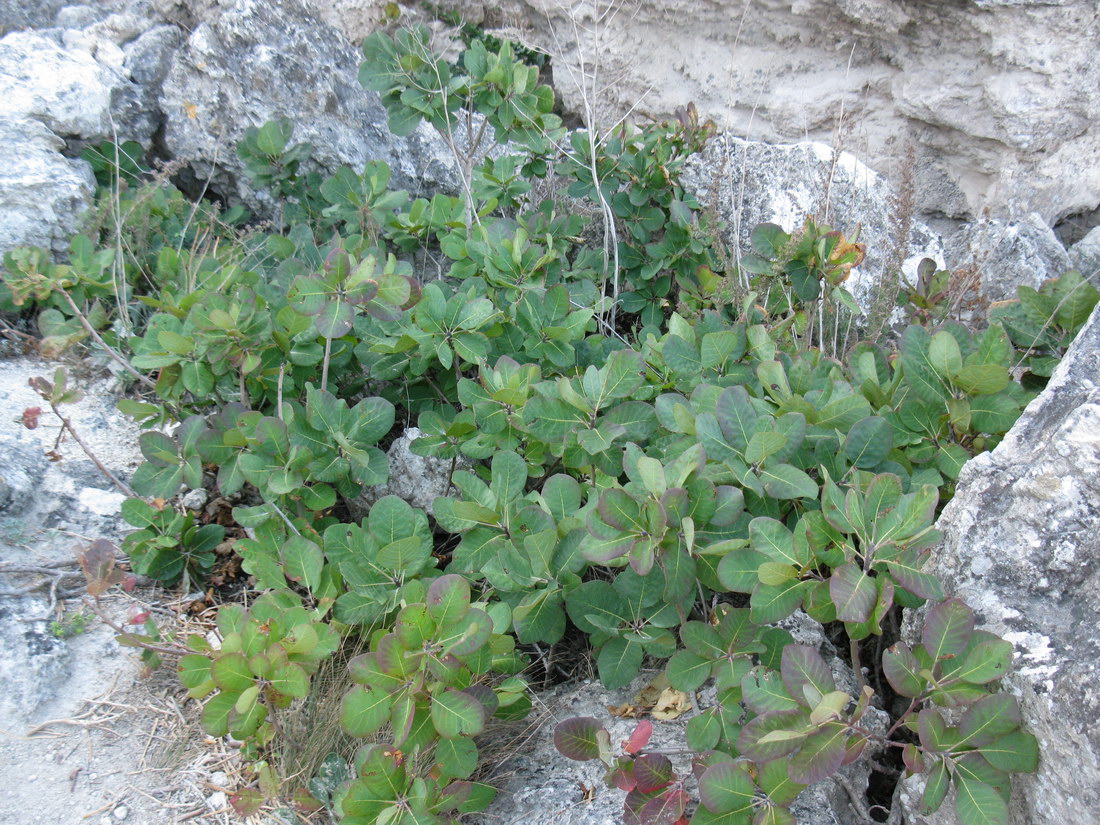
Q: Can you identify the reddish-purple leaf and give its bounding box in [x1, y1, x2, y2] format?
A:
[554, 717, 606, 761]
[781, 644, 835, 707]
[698, 761, 756, 815]
[787, 722, 848, 784]
[638, 789, 689, 825]
[829, 564, 876, 623]
[921, 598, 974, 662]
[737, 710, 808, 762]
[21, 407, 41, 429]
[633, 753, 674, 793]
[882, 642, 925, 697]
[229, 789, 264, 816]
[902, 743, 925, 773]
[917, 708, 949, 753]
[78, 539, 124, 596]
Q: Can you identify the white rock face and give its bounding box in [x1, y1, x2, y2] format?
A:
[0, 117, 95, 254]
[0, 31, 126, 138]
[681, 134, 947, 309]
[441, 0, 1100, 224]
[901, 303, 1100, 824]
[158, 0, 461, 214]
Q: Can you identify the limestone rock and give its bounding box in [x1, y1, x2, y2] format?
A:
[1068, 225, 1100, 279]
[0, 30, 129, 138]
[944, 213, 1070, 303]
[899, 303, 1100, 824]
[444, 0, 1100, 225]
[158, 0, 460, 213]
[0, 0, 68, 32]
[0, 117, 95, 255]
[681, 134, 945, 310]
[348, 427, 457, 519]
[0, 436, 48, 515]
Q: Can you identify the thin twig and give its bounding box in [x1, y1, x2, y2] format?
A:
[49, 402, 138, 498]
[57, 290, 155, 389]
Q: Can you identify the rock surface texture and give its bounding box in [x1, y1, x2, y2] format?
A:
[899, 304, 1100, 824]
[158, 0, 460, 211]
[681, 135, 947, 306]
[445, 0, 1100, 227]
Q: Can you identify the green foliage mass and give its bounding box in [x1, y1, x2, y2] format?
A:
[4, 22, 1096, 825]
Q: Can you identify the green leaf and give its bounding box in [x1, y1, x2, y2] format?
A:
[749, 518, 806, 567]
[565, 580, 629, 634]
[604, 349, 646, 399]
[666, 650, 713, 692]
[436, 736, 478, 779]
[427, 574, 471, 626]
[749, 580, 807, 624]
[758, 464, 818, 500]
[954, 364, 1010, 395]
[178, 654, 212, 689]
[954, 638, 1013, 684]
[202, 691, 238, 737]
[341, 686, 392, 737]
[900, 326, 950, 403]
[969, 393, 1020, 434]
[742, 668, 800, 714]
[513, 588, 565, 644]
[698, 762, 756, 816]
[958, 695, 1022, 746]
[929, 330, 963, 378]
[280, 536, 324, 591]
[491, 450, 528, 503]
[843, 416, 892, 469]
[981, 730, 1039, 773]
[787, 722, 848, 784]
[955, 777, 1009, 825]
[211, 653, 253, 692]
[541, 474, 580, 522]
[431, 689, 487, 738]
[271, 662, 310, 698]
[920, 759, 950, 815]
[597, 637, 643, 689]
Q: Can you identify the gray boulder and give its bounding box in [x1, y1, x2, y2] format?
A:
[1069, 225, 1100, 279]
[899, 303, 1100, 824]
[348, 427, 460, 520]
[681, 134, 945, 311]
[0, 0, 68, 32]
[0, 30, 129, 139]
[0, 117, 95, 255]
[943, 213, 1070, 303]
[158, 0, 460, 212]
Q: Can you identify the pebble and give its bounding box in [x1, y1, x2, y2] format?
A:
[207, 791, 227, 810]
[113, 805, 128, 821]
[181, 488, 208, 511]
[210, 771, 228, 787]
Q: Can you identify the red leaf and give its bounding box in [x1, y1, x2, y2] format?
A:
[21, 407, 41, 429]
[229, 789, 264, 816]
[624, 719, 653, 754]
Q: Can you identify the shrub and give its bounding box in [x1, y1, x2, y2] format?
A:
[5, 22, 1090, 825]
